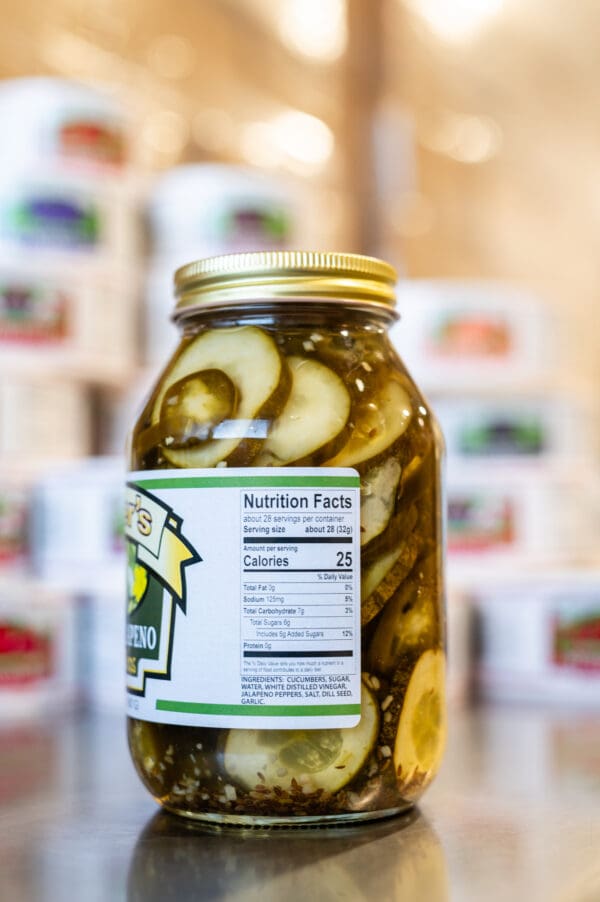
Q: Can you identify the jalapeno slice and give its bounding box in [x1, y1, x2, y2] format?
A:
[151, 326, 291, 467]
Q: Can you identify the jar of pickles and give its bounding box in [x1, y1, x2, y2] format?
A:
[126, 251, 446, 826]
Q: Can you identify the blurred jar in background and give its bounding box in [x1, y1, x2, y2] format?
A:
[144, 164, 298, 366]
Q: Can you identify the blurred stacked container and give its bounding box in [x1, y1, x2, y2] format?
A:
[145, 163, 297, 366]
[0, 77, 141, 718]
[390, 280, 600, 705]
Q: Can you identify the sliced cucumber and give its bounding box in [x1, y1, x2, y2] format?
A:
[398, 453, 428, 509]
[361, 533, 421, 625]
[362, 544, 402, 602]
[367, 555, 440, 677]
[254, 356, 351, 466]
[325, 380, 412, 469]
[362, 503, 418, 563]
[223, 685, 379, 794]
[361, 532, 420, 625]
[394, 649, 446, 795]
[360, 458, 402, 547]
[151, 327, 290, 468]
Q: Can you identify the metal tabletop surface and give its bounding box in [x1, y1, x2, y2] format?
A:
[2, 703, 600, 901]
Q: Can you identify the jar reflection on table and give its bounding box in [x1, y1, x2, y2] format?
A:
[127, 809, 449, 902]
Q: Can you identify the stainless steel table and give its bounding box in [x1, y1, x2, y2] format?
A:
[2, 704, 600, 901]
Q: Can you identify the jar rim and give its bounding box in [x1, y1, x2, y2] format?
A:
[173, 251, 398, 317]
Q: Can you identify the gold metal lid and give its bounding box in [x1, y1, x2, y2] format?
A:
[173, 251, 397, 316]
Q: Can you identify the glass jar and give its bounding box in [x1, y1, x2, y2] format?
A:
[126, 251, 446, 826]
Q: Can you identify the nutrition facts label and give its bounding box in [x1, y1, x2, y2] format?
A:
[238, 478, 362, 726]
[241, 488, 361, 674]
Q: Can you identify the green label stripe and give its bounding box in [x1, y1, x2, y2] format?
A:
[133, 475, 359, 490]
[156, 700, 361, 717]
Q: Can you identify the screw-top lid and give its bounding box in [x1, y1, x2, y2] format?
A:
[173, 250, 397, 316]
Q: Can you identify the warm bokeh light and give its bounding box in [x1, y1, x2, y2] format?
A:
[278, 0, 347, 62]
[420, 112, 503, 164]
[405, 0, 506, 41]
[271, 110, 334, 169]
[241, 110, 334, 174]
[240, 120, 282, 169]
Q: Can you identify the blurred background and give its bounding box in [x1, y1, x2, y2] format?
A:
[1, 0, 600, 723]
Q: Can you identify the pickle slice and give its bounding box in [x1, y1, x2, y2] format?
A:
[151, 326, 290, 468]
[394, 649, 446, 795]
[223, 685, 379, 794]
[361, 532, 421, 625]
[361, 545, 403, 602]
[360, 458, 402, 547]
[254, 356, 351, 466]
[324, 380, 412, 469]
[367, 555, 439, 677]
[362, 503, 418, 564]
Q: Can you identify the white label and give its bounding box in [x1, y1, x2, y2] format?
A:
[126, 468, 361, 729]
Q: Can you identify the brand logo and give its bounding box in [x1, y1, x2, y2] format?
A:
[125, 484, 200, 696]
